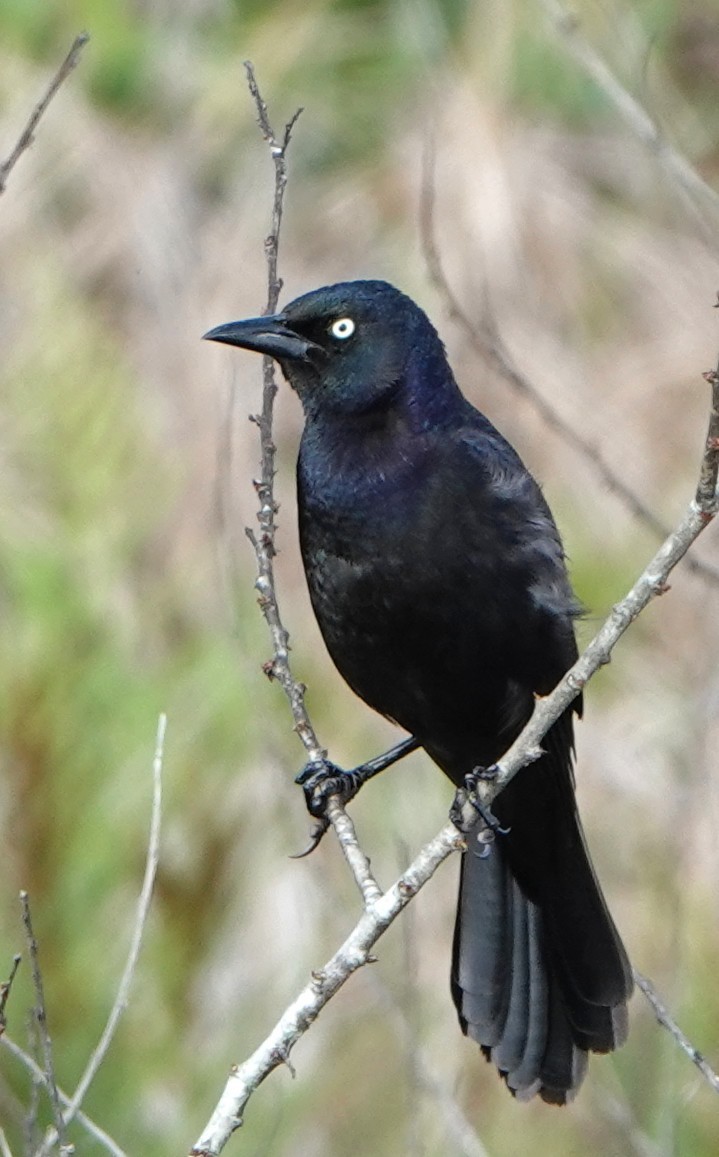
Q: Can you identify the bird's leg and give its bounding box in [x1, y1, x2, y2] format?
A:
[292, 737, 420, 856]
[296, 736, 420, 815]
[449, 765, 510, 849]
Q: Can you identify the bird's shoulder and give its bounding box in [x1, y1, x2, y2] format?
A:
[424, 414, 583, 644]
[425, 413, 566, 550]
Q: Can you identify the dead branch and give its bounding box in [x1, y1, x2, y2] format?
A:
[0, 34, 89, 196]
[240, 62, 381, 902]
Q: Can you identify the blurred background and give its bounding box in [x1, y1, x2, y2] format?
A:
[1, 1, 719, 1154]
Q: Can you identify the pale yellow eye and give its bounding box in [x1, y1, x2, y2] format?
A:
[330, 317, 355, 340]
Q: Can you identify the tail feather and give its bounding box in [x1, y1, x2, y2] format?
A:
[451, 743, 632, 1104]
[491, 884, 532, 1072]
[531, 976, 588, 1105]
[451, 831, 512, 1042]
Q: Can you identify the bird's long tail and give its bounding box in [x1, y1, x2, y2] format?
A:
[450, 728, 632, 1104]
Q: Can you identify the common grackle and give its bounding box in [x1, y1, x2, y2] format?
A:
[204, 280, 632, 1104]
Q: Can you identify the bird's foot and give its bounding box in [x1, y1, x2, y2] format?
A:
[291, 758, 367, 857]
[292, 757, 356, 858]
[449, 765, 510, 845]
[295, 757, 367, 818]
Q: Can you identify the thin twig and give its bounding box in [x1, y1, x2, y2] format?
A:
[24, 1024, 42, 1157]
[35, 715, 166, 1156]
[698, 364, 719, 506]
[0, 33, 89, 196]
[419, 140, 719, 588]
[371, 973, 491, 1157]
[191, 351, 719, 1152]
[241, 62, 381, 904]
[19, 894, 67, 1152]
[241, 61, 316, 755]
[633, 971, 719, 1094]
[0, 1127, 13, 1157]
[535, 0, 719, 235]
[0, 1038, 126, 1157]
[0, 956, 22, 1033]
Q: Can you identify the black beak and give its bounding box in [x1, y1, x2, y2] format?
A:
[202, 313, 323, 363]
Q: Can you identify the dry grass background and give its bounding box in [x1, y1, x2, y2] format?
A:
[1, 2, 719, 1155]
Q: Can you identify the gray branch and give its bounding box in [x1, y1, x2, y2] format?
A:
[190, 825, 463, 1156]
[0, 33, 89, 196]
[241, 63, 381, 901]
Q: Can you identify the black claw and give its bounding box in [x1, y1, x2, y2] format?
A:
[290, 817, 330, 859]
[295, 756, 340, 786]
[471, 797, 511, 836]
[295, 757, 362, 820]
[450, 766, 511, 838]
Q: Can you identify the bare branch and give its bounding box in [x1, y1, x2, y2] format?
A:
[189, 824, 462, 1157]
[240, 63, 381, 903]
[698, 364, 719, 506]
[535, 0, 719, 233]
[19, 894, 67, 1153]
[419, 140, 719, 588]
[240, 62, 317, 758]
[35, 715, 166, 1156]
[0, 34, 89, 196]
[633, 971, 719, 1094]
[0, 1038, 126, 1157]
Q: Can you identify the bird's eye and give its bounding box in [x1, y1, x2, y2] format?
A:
[330, 317, 355, 341]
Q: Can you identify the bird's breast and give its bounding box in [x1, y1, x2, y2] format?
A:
[296, 439, 513, 746]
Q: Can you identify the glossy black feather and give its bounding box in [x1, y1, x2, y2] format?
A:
[206, 279, 632, 1103]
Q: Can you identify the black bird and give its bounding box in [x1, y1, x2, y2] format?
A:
[204, 280, 632, 1104]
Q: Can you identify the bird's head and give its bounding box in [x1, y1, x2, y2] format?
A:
[203, 280, 450, 419]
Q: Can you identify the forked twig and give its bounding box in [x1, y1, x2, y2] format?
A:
[241, 62, 318, 760]
[0, 1037, 126, 1157]
[240, 62, 381, 903]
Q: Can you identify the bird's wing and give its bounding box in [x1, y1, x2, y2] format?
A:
[446, 419, 582, 700]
